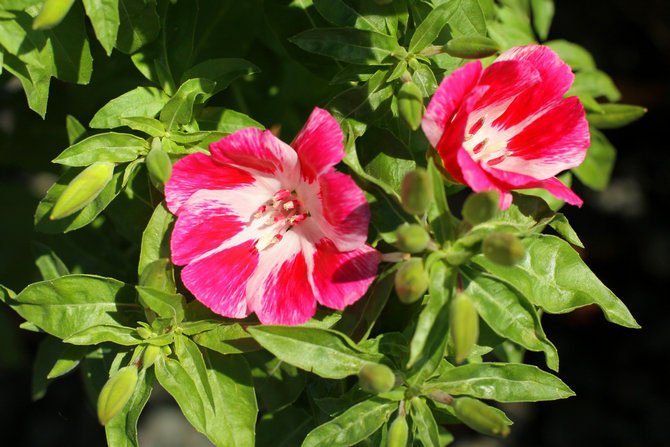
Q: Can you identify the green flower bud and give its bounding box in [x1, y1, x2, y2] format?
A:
[443, 35, 501, 59]
[50, 162, 115, 220]
[401, 168, 433, 215]
[146, 138, 173, 186]
[32, 0, 76, 30]
[395, 223, 430, 253]
[398, 82, 424, 131]
[141, 345, 163, 370]
[136, 326, 153, 339]
[395, 258, 429, 304]
[450, 294, 479, 364]
[482, 232, 526, 266]
[358, 363, 396, 394]
[97, 365, 138, 425]
[387, 414, 409, 447]
[462, 191, 499, 225]
[452, 397, 511, 438]
[586, 103, 647, 129]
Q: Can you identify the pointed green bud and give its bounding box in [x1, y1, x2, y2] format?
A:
[452, 397, 511, 437]
[443, 35, 501, 59]
[398, 82, 424, 130]
[358, 363, 396, 394]
[50, 162, 114, 220]
[450, 294, 479, 364]
[462, 191, 499, 225]
[395, 223, 430, 253]
[141, 345, 163, 370]
[395, 258, 429, 304]
[97, 366, 138, 425]
[482, 232, 526, 266]
[586, 103, 647, 129]
[146, 138, 173, 186]
[401, 168, 433, 215]
[32, 0, 76, 30]
[387, 413, 409, 447]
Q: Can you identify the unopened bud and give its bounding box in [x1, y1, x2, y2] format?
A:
[398, 82, 424, 130]
[395, 258, 429, 304]
[358, 363, 396, 394]
[395, 223, 430, 253]
[482, 232, 526, 266]
[387, 413, 409, 447]
[146, 138, 172, 186]
[401, 168, 433, 215]
[443, 35, 501, 59]
[450, 294, 479, 364]
[50, 162, 114, 220]
[97, 366, 138, 425]
[452, 397, 511, 437]
[462, 191, 499, 225]
[141, 345, 163, 370]
[32, 0, 75, 30]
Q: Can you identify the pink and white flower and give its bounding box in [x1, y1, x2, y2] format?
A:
[422, 44, 590, 210]
[165, 108, 380, 325]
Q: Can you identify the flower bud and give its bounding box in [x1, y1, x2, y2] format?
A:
[395, 258, 429, 304]
[395, 223, 430, 253]
[32, 0, 75, 30]
[443, 35, 501, 59]
[50, 162, 114, 220]
[146, 138, 173, 186]
[401, 168, 433, 215]
[462, 191, 499, 225]
[386, 414, 409, 447]
[136, 326, 153, 339]
[450, 294, 479, 364]
[452, 397, 511, 437]
[358, 363, 396, 394]
[398, 82, 424, 131]
[97, 365, 138, 425]
[482, 232, 526, 266]
[141, 345, 163, 370]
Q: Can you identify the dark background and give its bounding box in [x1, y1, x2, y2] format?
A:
[1, 1, 668, 446]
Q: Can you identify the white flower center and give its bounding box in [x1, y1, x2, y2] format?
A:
[253, 189, 309, 251]
[463, 115, 511, 167]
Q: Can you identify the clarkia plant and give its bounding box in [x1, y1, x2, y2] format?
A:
[0, 1, 644, 446]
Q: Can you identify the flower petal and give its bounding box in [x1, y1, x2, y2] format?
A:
[538, 177, 583, 207]
[457, 148, 514, 209]
[312, 242, 380, 310]
[291, 107, 345, 182]
[209, 127, 299, 181]
[422, 61, 482, 148]
[475, 59, 541, 113]
[165, 152, 255, 214]
[181, 240, 258, 319]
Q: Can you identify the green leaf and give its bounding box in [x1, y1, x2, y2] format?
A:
[32, 0, 76, 30]
[47, 344, 88, 379]
[548, 213, 583, 248]
[572, 126, 616, 191]
[357, 126, 416, 194]
[197, 107, 264, 133]
[302, 398, 397, 447]
[530, 0, 554, 41]
[120, 117, 166, 137]
[460, 266, 559, 371]
[116, 0, 160, 54]
[82, 0, 120, 56]
[447, 0, 486, 37]
[587, 103, 647, 129]
[7, 275, 142, 339]
[65, 115, 87, 144]
[546, 39, 595, 70]
[257, 406, 313, 447]
[426, 157, 455, 245]
[138, 202, 175, 276]
[155, 356, 207, 432]
[290, 28, 400, 65]
[474, 235, 639, 328]
[0, 52, 50, 117]
[247, 350, 306, 413]
[64, 324, 143, 346]
[174, 334, 216, 409]
[31, 336, 66, 400]
[80, 345, 128, 407]
[329, 70, 394, 120]
[410, 397, 441, 447]
[192, 324, 260, 355]
[32, 241, 69, 280]
[313, 0, 387, 33]
[409, 0, 485, 53]
[428, 362, 574, 402]
[569, 69, 621, 102]
[160, 78, 216, 130]
[52, 132, 148, 166]
[248, 326, 383, 379]
[90, 87, 170, 129]
[44, 3, 93, 84]
[181, 58, 259, 96]
[105, 367, 155, 447]
[136, 286, 186, 323]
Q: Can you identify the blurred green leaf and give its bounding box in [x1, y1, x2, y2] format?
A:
[116, 0, 160, 54]
[247, 350, 305, 413]
[546, 39, 595, 70]
[410, 397, 441, 447]
[530, 0, 554, 41]
[256, 406, 313, 447]
[32, 241, 70, 280]
[197, 107, 264, 133]
[587, 103, 647, 129]
[290, 28, 400, 65]
[66, 115, 87, 144]
[572, 126, 616, 191]
[569, 69, 621, 102]
[181, 58, 259, 96]
[313, 0, 387, 33]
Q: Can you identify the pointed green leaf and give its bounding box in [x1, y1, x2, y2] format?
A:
[32, 241, 69, 280]
[154, 355, 207, 433]
[291, 28, 400, 65]
[192, 324, 260, 355]
[90, 87, 170, 129]
[569, 69, 621, 102]
[66, 115, 87, 144]
[116, 0, 160, 54]
[82, 0, 120, 56]
[160, 78, 216, 130]
[587, 103, 647, 129]
[313, 0, 387, 33]
[136, 286, 185, 323]
[52, 132, 148, 166]
[138, 202, 175, 276]
[546, 39, 596, 71]
[181, 58, 259, 95]
[197, 107, 264, 133]
[572, 126, 616, 191]
[64, 324, 143, 346]
[47, 344, 88, 379]
[410, 397, 441, 447]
